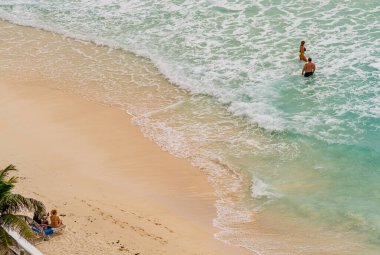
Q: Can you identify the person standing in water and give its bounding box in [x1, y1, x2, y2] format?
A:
[302, 57, 316, 77]
[299, 41, 307, 62]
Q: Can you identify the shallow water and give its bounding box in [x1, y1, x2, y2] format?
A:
[0, 1, 379, 254]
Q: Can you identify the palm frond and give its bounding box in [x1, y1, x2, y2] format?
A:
[0, 194, 45, 215]
[7, 176, 18, 184]
[0, 214, 35, 240]
[0, 181, 13, 198]
[0, 165, 18, 198]
[0, 225, 15, 252]
[0, 165, 46, 249]
[0, 165, 17, 182]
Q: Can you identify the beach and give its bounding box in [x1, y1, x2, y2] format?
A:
[0, 79, 251, 254]
[0, 1, 379, 252]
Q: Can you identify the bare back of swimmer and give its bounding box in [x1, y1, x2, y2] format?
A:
[302, 58, 316, 77]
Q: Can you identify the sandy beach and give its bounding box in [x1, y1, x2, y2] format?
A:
[0, 79, 250, 255]
[1, 0, 379, 252]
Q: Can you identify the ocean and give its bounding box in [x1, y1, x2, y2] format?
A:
[0, 0, 379, 254]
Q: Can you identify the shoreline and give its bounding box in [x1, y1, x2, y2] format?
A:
[0, 79, 251, 255]
[1, 19, 376, 255]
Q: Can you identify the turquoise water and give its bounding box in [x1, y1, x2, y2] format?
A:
[0, 1, 379, 254]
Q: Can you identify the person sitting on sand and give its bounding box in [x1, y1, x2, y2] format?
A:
[50, 209, 63, 228]
[41, 213, 49, 226]
[33, 210, 43, 225]
[299, 41, 307, 62]
[302, 57, 316, 77]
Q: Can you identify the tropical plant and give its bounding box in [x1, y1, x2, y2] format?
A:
[0, 164, 45, 253]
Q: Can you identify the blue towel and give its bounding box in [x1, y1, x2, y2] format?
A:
[44, 228, 54, 235]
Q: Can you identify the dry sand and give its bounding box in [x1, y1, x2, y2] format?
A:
[0, 79, 251, 255]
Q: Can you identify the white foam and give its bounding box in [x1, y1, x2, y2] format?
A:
[370, 62, 380, 71]
[2, 0, 378, 147]
[1, 1, 379, 253]
[251, 177, 280, 200]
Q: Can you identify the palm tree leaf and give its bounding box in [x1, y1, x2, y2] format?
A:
[0, 165, 17, 182]
[0, 165, 17, 197]
[0, 225, 15, 252]
[0, 194, 45, 215]
[0, 214, 35, 240]
[0, 165, 46, 250]
[0, 181, 13, 198]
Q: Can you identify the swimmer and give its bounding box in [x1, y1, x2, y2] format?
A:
[299, 41, 307, 62]
[302, 57, 316, 77]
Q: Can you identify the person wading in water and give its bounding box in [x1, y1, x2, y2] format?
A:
[299, 41, 307, 62]
[302, 57, 316, 77]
